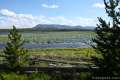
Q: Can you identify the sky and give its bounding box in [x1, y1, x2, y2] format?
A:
[0, 0, 108, 28]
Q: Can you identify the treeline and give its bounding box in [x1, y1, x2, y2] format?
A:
[0, 28, 94, 33]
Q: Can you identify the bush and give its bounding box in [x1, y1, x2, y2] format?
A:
[0, 72, 92, 80]
[29, 72, 51, 80]
[1, 73, 28, 80]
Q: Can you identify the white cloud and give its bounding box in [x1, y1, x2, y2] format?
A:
[41, 4, 59, 9]
[92, 3, 105, 8]
[0, 9, 16, 17]
[47, 16, 97, 26]
[0, 9, 97, 29]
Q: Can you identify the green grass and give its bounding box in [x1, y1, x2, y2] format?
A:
[0, 48, 98, 58]
[0, 31, 95, 43]
[0, 31, 97, 66]
[0, 48, 100, 66]
[29, 48, 97, 59]
[28, 48, 100, 66]
[0, 72, 92, 80]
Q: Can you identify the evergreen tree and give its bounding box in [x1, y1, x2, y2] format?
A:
[92, 0, 120, 76]
[3, 25, 29, 72]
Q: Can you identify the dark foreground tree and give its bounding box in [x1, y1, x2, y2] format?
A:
[92, 0, 120, 76]
[2, 26, 29, 73]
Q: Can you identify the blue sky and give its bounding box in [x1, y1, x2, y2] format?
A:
[0, 0, 107, 28]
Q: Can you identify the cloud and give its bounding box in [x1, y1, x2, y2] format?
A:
[0, 9, 97, 29]
[48, 16, 97, 26]
[41, 4, 59, 9]
[0, 9, 16, 17]
[92, 3, 105, 8]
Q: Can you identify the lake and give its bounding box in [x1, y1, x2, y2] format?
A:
[0, 42, 91, 49]
[0, 31, 94, 48]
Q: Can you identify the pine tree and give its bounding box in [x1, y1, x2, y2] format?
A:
[3, 25, 29, 72]
[92, 0, 120, 76]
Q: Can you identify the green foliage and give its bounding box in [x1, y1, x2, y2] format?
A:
[0, 72, 93, 80]
[1, 73, 28, 80]
[29, 73, 51, 80]
[73, 72, 91, 80]
[2, 26, 29, 72]
[0, 72, 52, 80]
[92, 0, 120, 76]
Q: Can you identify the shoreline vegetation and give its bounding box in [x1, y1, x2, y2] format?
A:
[0, 47, 95, 79]
[0, 30, 97, 68]
[0, 48, 99, 67]
[0, 27, 94, 32]
[0, 30, 95, 44]
[0, 29, 98, 79]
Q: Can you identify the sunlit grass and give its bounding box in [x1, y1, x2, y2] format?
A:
[0, 31, 95, 43]
[28, 48, 99, 61]
[0, 48, 100, 64]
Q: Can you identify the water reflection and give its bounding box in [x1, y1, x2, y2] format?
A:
[0, 42, 90, 49]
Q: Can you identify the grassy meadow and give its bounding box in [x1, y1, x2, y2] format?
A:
[0, 48, 99, 67]
[0, 31, 95, 43]
[0, 30, 97, 67]
[29, 48, 98, 61]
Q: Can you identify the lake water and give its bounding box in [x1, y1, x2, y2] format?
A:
[0, 42, 90, 49]
[0, 31, 94, 49]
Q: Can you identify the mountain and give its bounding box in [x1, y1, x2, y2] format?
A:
[33, 24, 95, 31]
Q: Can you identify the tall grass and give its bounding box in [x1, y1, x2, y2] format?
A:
[0, 72, 92, 80]
[29, 48, 98, 61]
[0, 31, 95, 43]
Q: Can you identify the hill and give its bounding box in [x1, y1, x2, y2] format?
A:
[34, 24, 95, 31]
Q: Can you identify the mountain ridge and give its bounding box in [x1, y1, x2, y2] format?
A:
[34, 24, 95, 30]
